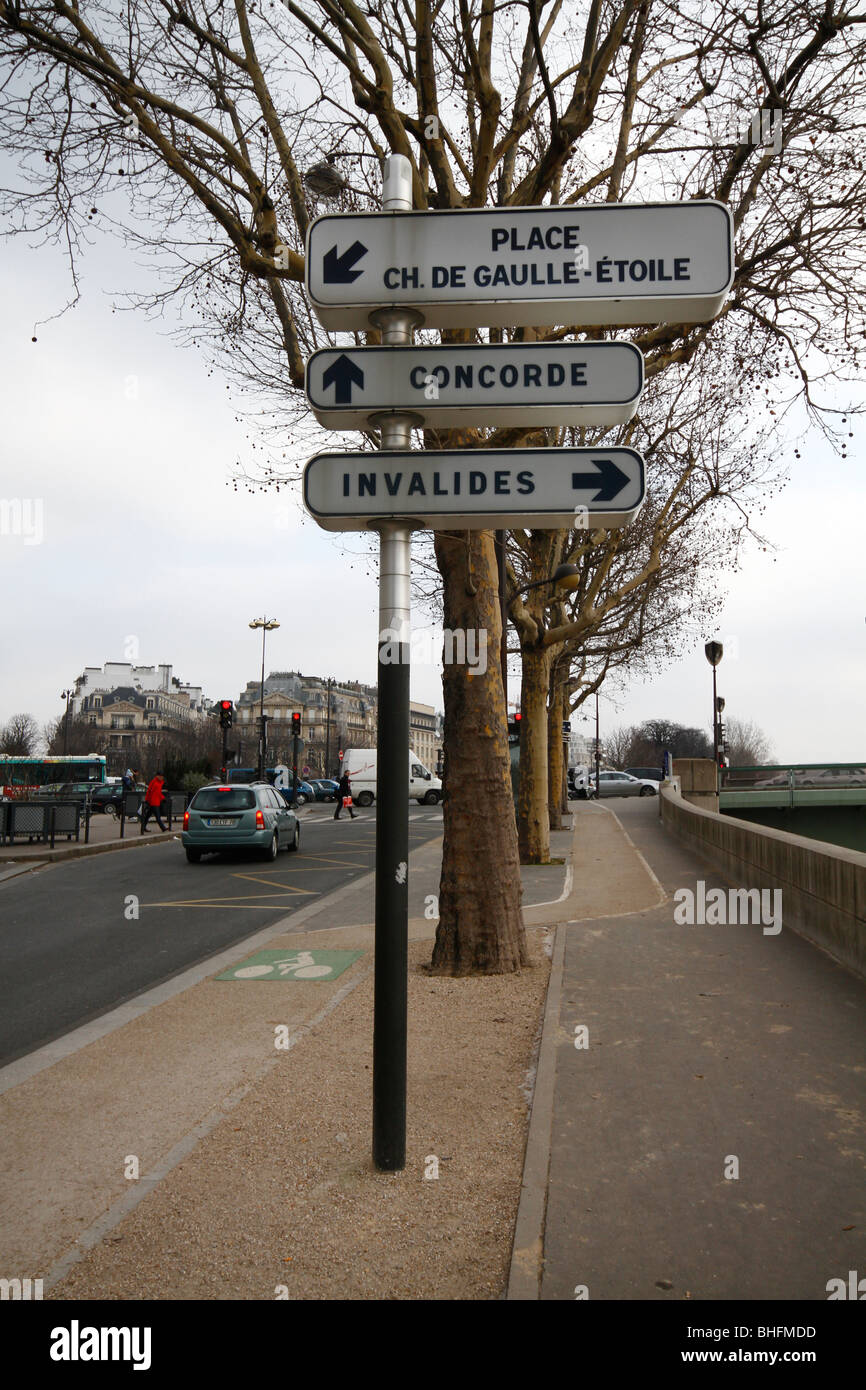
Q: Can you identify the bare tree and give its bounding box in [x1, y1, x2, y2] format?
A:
[601, 724, 637, 771]
[1, 1, 864, 969]
[0, 712, 39, 755]
[726, 716, 774, 765]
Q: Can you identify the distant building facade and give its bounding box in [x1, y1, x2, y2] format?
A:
[73, 663, 206, 716]
[235, 671, 377, 777]
[409, 701, 441, 772]
[72, 662, 211, 772]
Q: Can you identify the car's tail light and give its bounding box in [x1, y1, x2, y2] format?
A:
[256, 809, 264, 828]
[183, 810, 189, 829]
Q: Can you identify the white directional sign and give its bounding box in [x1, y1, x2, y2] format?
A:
[303, 448, 645, 531]
[306, 342, 643, 429]
[306, 201, 733, 330]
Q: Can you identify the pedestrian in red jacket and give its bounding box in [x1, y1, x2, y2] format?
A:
[141, 772, 167, 833]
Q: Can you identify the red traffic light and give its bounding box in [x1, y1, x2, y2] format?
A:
[291, 711, 301, 734]
[220, 700, 232, 710]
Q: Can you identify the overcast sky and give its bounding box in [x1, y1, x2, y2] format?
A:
[1, 222, 863, 766]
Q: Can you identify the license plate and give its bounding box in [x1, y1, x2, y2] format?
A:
[208, 817, 235, 827]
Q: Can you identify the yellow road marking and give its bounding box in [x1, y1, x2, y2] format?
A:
[297, 854, 371, 868]
[141, 902, 288, 910]
[141, 886, 316, 907]
[231, 872, 321, 890]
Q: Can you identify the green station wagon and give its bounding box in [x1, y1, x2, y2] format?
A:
[182, 782, 299, 863]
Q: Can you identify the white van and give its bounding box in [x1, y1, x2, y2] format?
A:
[342, 748, 443, 806]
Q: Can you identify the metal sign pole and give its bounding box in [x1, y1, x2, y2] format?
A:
[372, 153, 417, 1172]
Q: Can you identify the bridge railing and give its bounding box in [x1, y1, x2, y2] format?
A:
[724, 764, 866, 805]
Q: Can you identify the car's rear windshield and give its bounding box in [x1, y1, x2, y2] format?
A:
[192, 788, 256, 812]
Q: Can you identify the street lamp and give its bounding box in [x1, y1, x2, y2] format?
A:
[324, 677, 336, 778]
[60, 688, 74, 755]
[249, 616, 280, 779]
[704, 641, 724, 785]
[516, 562, 582, 597]
[576, 681, 605, 797]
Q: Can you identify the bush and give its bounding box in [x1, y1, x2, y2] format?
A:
[181, 770, 210, 794]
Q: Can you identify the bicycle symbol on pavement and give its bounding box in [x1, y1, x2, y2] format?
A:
[235, 951, 333, 980]
[218, 948, 364, 983]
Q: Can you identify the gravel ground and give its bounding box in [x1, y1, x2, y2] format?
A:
[50, 929, 552, 1301]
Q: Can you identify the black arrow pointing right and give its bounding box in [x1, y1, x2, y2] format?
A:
[571, 457, 631, 502]
[321, 353, 365, 404]
[322, 240, 368, 283]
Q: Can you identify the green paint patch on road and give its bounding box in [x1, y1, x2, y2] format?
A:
[216, 948, 363, 983]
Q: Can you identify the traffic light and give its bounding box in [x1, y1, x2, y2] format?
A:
[291, 711, 301, 737]
[218, 699, 234, 729]
[507, 711, 522, 743]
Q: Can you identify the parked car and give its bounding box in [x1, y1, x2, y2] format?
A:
[89, 782, 146, 817]
[307, 779, 340, 801]
[275, 779, 316, 807]
[182, 782, 299, 863]
[624, 766, 664, 782]
[35, 782, 100, 803]
[589, 770, 659, 798]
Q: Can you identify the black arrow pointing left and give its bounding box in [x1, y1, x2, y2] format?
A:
[323, 240, 367, 284]
[571, 457, 631, 502]
[322, 354, 365, 404]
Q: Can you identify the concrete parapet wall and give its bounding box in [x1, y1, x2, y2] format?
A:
[672, 757, 718, 813]
[661, 785, 866, 979]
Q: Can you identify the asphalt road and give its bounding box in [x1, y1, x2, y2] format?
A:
[0, 804, 444, 1066]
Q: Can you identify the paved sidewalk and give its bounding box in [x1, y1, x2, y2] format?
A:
[0, 817, 572, 1299]
[509, 801, 866, 1301]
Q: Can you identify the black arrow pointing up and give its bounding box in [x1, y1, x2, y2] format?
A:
[571, 457, 631, 502]
[322, 353, 365, 404]
[323, 240, 368, 283]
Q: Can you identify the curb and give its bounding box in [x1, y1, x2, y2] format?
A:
[506, 921, 566, 1301]
[0, 827, 181, 867]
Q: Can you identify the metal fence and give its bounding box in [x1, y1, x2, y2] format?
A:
[0, 800, 82, 847]
[1, 790, 191, 846]
[723, 764, 866, 807]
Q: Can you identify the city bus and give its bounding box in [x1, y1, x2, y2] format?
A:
[0, 754, 107, 798]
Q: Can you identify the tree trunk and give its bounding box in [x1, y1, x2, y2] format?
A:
[517, 643, 552, 863]
[430, 528, 527, 975]
[548, 667, 564, 832]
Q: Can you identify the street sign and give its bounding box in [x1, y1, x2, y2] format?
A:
[306, 342, 643, 429]
[306, 201, 733, 330]
[303, 447, 645, 531]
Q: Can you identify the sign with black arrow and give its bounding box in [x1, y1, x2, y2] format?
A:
[306, 342, 643, 429]
[306, 200, 733, 330]
[303, 447, 645, 531]
[323, 241, 367, 284]
[320, 353, 365, 405]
